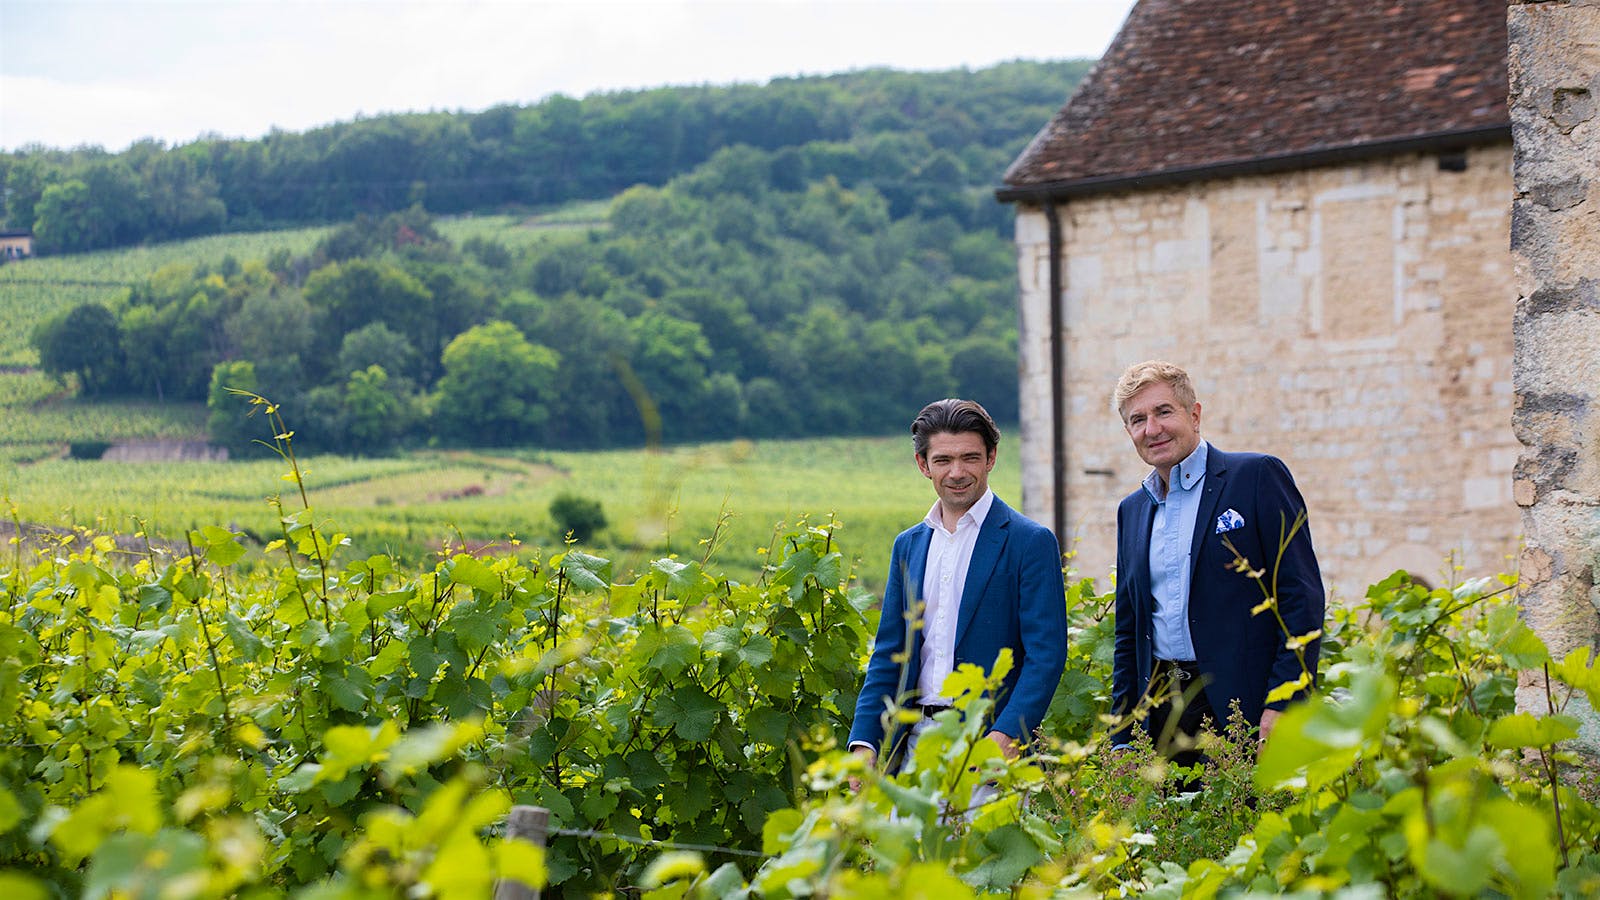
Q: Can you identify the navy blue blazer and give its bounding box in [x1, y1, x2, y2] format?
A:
[1111, 447, 1325, 744]
[848, 496, 1067, 757]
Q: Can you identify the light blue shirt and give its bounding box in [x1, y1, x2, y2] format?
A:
[1142, 439, 1209, 662]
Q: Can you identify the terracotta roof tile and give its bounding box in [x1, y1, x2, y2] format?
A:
[1002, 0, 1509, 191]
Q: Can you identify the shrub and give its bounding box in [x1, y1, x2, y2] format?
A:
[549, 492, 607, 543]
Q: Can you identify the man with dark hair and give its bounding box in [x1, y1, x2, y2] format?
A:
[848, 399, 1068, 783]
[1109, 361, 1325, 765]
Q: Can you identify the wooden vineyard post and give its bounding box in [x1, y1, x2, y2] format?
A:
[494, 805, 550, 900]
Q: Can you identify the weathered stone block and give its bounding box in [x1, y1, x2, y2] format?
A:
[1509, 0, 1600, 747]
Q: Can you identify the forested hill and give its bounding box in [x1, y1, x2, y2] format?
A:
[1, 61, 1092, 253]
[19, 60, 1093, 452]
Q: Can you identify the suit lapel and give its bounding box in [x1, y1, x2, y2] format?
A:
[905, 524, 933, 662]
[952, 498, 1007, 649]
[1189, 446, 1229, 571]
[1134, 495, 1157, 609]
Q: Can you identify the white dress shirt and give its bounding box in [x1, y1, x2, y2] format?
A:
[847, 489, 994, 755]
[917, 488, 994, 704]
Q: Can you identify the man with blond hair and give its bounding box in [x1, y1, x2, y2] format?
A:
[1108, 361, 1324, 766]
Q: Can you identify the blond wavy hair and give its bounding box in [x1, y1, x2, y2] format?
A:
[1113, 360, 1197, 419]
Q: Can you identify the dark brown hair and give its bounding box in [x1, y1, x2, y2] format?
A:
[911, 399, 1000, 458]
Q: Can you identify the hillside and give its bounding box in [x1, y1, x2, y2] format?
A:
[5, 61, 1092, 458]
[1, 61, 1091, 253]
[0, 214, 573, 463]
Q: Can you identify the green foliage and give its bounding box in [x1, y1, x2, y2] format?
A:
[31, 302, 124, 396]
[225, 287, 317, 394]
[302, 258, 434, 374]
[4, 62, 1092, 251]
[6, 412, 1600, 897]
[335, 321, 420, 382]
[31, 179, 95, 252]
[433, 321, 560, 445]
[206, 360, 263, 456]
[4, 61, 1095, 455]
[304, 364, 420, 455]
[31, 161, 153, 253]
[549, 493, 607, 543]
[312, 206, 450, 266]
[0, 443, 872, 894]
[632, 568, 1600, 899]
[10, 59, 1074, 453]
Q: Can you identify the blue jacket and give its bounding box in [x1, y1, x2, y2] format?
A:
[848, 496, 1068, 758]
[1111, 448, 1325, 744]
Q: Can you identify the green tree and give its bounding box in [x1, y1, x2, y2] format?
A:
[206, 360, 265, 455]
[32, 303, 124, 396]
[144, 149, 227, 239]
[405, 261, 493, 383]
[950, 331, 1020, 424]
[302, 259, 434, 378]
[31, 179, 93, 253]
[502, 299, 640, 447]
[462, 235, 512, 269]
[336, 322, 420, 383]
[225, 289, 315, 395]
[432, 321, 560, 445]
[306, 364, 416, 454]
[3, 156, 55, 230]
[528, 240, 605, 297]
[659, 288, 764, 379]
[342, 365, 413, 450]
[743, 376, 801, 437]
[629, 311, 713, 440]
[1, 60, 1092, 251]
[608, 184, 686, 237]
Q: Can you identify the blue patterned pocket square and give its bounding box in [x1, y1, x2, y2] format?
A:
[1215, 508, 1245, 534]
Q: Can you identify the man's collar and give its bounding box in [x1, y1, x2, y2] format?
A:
[924, 488, 996, 533]
[1141, 440, 1209, 503]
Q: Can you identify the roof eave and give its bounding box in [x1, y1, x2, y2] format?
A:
[994, 123, 1511, 204]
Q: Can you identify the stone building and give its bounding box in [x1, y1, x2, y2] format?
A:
[996, 0, 1518, 596]
[0, 229, 32, 261]
[1508, 1, 1600, 693]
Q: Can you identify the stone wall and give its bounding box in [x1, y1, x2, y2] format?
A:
[1014, 144, 1519, 597]
[99, 440, 228, 462]
[1508, 0, 1600, 663]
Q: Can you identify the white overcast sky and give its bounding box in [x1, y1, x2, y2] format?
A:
[0, 0, 1135, 152]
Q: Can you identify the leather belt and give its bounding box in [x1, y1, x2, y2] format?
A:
[919, 704, 953, 718]
[1154, 658, 1202, 684]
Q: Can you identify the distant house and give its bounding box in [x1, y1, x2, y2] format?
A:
[0, 230, 32, 261]
[996, 0, 1516, 594]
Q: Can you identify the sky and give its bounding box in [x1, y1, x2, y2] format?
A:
[0, 0, 1135, 152]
